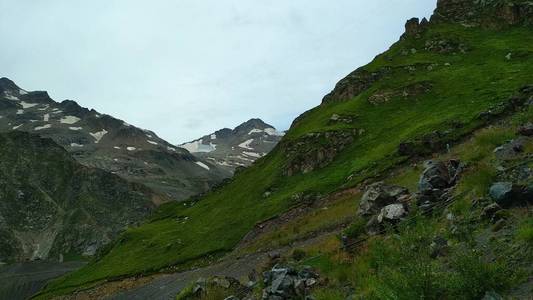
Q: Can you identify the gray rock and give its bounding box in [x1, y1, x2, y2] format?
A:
[418, 160, 452, 192]
[377, 204, 407, 223]
[493, 139, 524, 160]
[489, 182, 513, 203]
[359, 182, 409, 216]
[262, 266, 319, 300]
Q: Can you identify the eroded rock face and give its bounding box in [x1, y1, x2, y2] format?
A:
[322, 67, 390, 104]
[368, 81, 432, 105]
[402, 17, 429, 39]
[431, 0, 533, 28]
[0, 132, 156, 262]
[283, 130, 362, 176]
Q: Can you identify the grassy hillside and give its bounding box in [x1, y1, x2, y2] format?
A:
[37, 8, 533, 299]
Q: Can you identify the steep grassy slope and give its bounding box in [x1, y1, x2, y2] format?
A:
[291, 108, 533, 299]
[38, 2, 533, 298]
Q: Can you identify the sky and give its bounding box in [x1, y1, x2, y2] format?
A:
[0, 1, 435, 144]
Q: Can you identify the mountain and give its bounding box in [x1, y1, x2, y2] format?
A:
[179, 118, 284, 171]
[36, 0, 533, 298]
[0, 131, 159, 263]
[0, 78, 231, 201]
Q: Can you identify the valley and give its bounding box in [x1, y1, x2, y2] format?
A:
[1, 0, 533, 299]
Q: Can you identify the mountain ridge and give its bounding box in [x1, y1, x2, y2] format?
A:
[179, 118, 284, 171]
[0, 78, 231, 201]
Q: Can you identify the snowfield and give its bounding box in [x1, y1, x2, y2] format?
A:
[20, 101, 38, 109]
[195, 161, 210, 170]
[60, 116, 81, 124]
[238, 139, 254, 150]
[180, 139, 216, 153]
[90, 129, 108, 143]
[34, 124, 52, 131]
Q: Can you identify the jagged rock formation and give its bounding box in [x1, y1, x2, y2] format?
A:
[431, 0, 533, 27]
[179, 119, 284, 171]
[0, 78, 231, 200]
[0, 131, 158, 263]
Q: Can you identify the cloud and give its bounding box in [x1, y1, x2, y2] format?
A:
[0, 0, 435, 144]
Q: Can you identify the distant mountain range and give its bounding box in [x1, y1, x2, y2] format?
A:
[179, 118, 284, 171]
[0, 77, 231, 201]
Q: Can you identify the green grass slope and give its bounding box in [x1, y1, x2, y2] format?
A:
[38, 6, 533, 298]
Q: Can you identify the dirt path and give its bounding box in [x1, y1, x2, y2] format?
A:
[94, 232, 337, 300]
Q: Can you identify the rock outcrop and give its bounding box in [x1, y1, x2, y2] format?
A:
[283, 129, 363, 176]
[262, 265, 319, 300]
[431, 0, 533, 28]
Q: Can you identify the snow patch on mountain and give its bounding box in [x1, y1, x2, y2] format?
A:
[238, 139, 254, 150]
[35, 124, 52, 131]
[60, 116, 81, 124]
[20, 101, 38, 109]
[243, 151, 262, 158]
[195, 161, 210, 170]
[180, 139, 216, 153]
[90, 129, 108, 143]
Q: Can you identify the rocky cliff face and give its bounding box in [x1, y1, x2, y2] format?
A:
[0, 131, 158, 263]
[179, 118, 284, 171]
[431, 0, 533, 27]
[0, 78, 231, 201]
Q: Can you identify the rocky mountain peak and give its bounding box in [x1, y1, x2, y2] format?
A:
[0, 77, 19, 93]
[179, 118, 284, 171]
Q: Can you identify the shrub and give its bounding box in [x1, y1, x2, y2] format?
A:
[343, 218, 367, 240]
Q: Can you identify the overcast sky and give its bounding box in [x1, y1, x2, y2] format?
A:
[0, 1, 434, 144]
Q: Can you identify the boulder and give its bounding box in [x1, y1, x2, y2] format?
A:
[377, 204, 407, 223]
[493, 139, 525, 160]
[489, 182, 533, 208]
[416, 160, 462, 207]
[262, 266, 319, 300]
[489, 182, 514, 207]
[358, 182, 409, 216]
